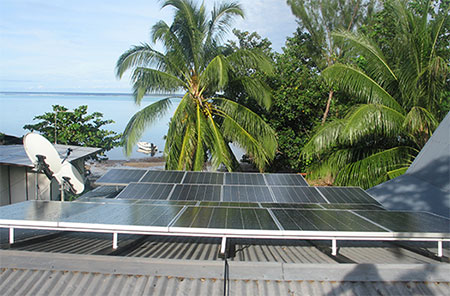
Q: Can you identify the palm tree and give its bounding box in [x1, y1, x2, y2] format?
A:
[301, 0, 448, 188]
[116, 0, 276, 171]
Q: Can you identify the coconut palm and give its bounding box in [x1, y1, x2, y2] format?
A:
[301, 0, 449, 188]
[116, 0, 276, 171]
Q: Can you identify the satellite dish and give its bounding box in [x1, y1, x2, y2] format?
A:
[23, 133, 85, 196]
[54, 162, 85, 194]
[24, 133, 62, 176]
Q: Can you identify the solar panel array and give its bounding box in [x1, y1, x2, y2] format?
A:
[99, 169, 381, 207]
[96, 169, 308, 186]
[0, 201, 448, 238]
[115, 182, 380, 205]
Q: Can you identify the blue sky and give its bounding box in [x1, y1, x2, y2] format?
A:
[0, 0, 297, 93]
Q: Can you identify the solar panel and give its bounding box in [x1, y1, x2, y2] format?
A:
[182, 172, 224, 184]
[79, 186, 124, 199]
[260, 203, 323, 209]
[60, 203, 184, 228]
[1, 201, 450, 251]
[317, 187, 381, 204]
[322, 204, 385, 210]
[225, 173, 265, 185]
[172, 206, 279, 230]
[222, 185, 273, 202]
[354, 211, 450, 233]
[140, 170, 185, 183]
[95, 168, 146, 185]
[199, 201, 260, 208]
[115, 183, 174, 200]
[0, 201, 101, 225]
[265, 173, 308, 186]
[134, 200, 197, 206]
[271, 186, 326, 203]
[170, 184, 221, 201]
[79, 198, 140, 204]
[272, 209, 386, 232]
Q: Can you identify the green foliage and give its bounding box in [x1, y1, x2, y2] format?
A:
[286, 0, 378, 123]
[117, 0, 276, 172]
[266, 31, 328, 171]
[23, 105, 122, 159]
[302, 0, 449, 188]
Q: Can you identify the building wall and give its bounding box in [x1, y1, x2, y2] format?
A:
[0, 164, 72, 205]
[0, 166, 10, 206]
[9, 166, 28, 204]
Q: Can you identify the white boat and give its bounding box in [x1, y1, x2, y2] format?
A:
[137, 142, 158, 154]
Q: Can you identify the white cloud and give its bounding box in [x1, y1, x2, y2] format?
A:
[0, 0, 298, 92]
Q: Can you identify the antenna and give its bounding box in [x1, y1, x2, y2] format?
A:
[24, 133, 85, 200]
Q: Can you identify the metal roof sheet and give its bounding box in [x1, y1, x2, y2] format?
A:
[1, 250, 449, 296]
[0, 144, 101, 167]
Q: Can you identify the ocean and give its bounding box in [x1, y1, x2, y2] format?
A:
[0, 92, 180, 160]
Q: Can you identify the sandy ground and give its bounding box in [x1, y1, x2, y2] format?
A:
[86, 157, 165, 180]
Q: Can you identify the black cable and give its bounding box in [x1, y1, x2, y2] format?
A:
[223, 256, 229, 296]
[61, 148, 73, 164]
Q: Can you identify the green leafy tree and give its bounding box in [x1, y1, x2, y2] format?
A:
[286, 0, 377, 124]
[301, 0, 449, 188]
[24, 105, 122, 159]
[266, 30, 328, 171]
[116, 0, 276, 171]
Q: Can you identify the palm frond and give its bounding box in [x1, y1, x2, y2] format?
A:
[323, 64, 404, 113]
[386, 167, 408, 179]
[341, 104, 405, 145]
[164, 94, 194, 169]
[193, 104, 207, 170]
[116, 44, 166, 79]
[215, 98, 277, 171]
[205, 111, 232, 170]
[209, 1, 244, 42]
[226, 49, 274, 75]
[335, 146, 417, 188]
[332, 30, 398, 87]
[403, 106, 438, 145]
[199, 54, 229, 90]
[237, 76, 272, 110]
[301, 119, 346, 158]
[122, 98, 172, 156]
[131, 68, 186, 104]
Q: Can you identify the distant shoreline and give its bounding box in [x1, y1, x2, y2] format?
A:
[0, 91, 184, 97]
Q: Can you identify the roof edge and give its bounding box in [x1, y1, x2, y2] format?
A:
[1, 250, 448, 282]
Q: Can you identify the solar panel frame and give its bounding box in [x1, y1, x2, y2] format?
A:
[354, 210, 450, 233]
[270, 186, 327, 203]
[199, 201, 261, 208]
[170, 184, 222, 201]
[222, 185, 274, 202]
[272, 209, 388, 233]
[95, 168, 147, 186]
[59, 203, 185, 232]
[224, 173, 266, 185]
[170, 206, 281, 235]
[115, 183, 174, 200]
[317, 186, 381, 205]
[182, 172, 224, 184]
[1, 201, 449, 241]
[140, 170, 185, 183]
[264, 173, 308, 186]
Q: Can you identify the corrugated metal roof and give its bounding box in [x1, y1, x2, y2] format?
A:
[1, 268, 449, 296]
[0, 144, 101, 167]
[1, 249, 449, 296]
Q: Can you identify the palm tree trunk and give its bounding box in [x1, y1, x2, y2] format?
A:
[322, 89, 334, 124]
